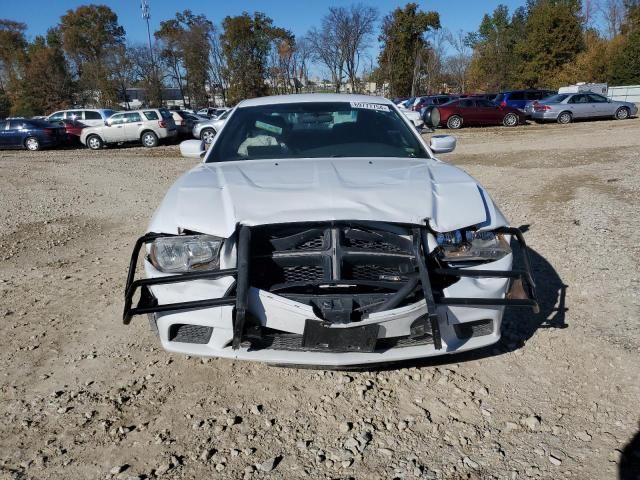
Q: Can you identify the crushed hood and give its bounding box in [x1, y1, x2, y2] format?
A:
[148, 157, 507, 237]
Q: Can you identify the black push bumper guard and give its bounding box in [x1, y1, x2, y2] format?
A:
[123, 225, 538, 352]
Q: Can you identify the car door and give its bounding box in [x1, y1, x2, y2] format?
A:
[5, 120, 26, 147]
[455, 99, 478, 124]
[103, 113, 126, 142]
[587, 94, 612, 116]
[124, 112, 143, 141]
[0, 121, 10, 147]
[566, 94, 590, 118]
[474, 99, 503, 124]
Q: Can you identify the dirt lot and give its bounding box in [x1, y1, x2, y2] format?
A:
[1, 119, 639, 480]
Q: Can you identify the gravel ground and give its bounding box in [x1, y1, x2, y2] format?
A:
[0, 120, 639, 480]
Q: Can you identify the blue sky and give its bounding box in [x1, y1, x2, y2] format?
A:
[6, 0, 528, 46]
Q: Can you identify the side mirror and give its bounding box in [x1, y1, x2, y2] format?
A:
[430, 135, 456, 154]
[104, 120, 110, 126]
[180, 139, 206, 159]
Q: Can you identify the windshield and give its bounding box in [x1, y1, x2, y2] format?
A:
[207, 101, 428, 163]
[542, 94, 568, 103]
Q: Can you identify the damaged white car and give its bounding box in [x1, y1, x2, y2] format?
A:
[124, 94, 538, 367]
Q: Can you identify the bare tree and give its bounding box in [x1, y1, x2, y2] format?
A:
[445, 29, 472, 93]
[291, 37, 312, 92]
[341, 4, 378, 92]
[421, 28, 447, 95]
[208, 25, 228, 106]
[599, 0, 625, 37]
[307, 13, 346, 93]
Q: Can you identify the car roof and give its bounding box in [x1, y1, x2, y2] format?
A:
[237, 93, 393, 108]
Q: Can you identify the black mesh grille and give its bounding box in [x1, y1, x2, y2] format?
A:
[282, 265, 325, 283]
[453, 319, 493, 339]
[346, 264, 409, 281]
[169, 324, 213, 344]
[295, 236, 326, 251]
[252, 332, 433, 352]
[344, 238, 405, 253]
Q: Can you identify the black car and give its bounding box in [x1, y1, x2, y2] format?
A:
[0, 118, 66, 150]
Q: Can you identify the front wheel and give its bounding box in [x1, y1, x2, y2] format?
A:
[86, 135, 103, 150]
[24, 137, 40, 151]
[141, 131, 159, 148]
[200, 128, 216, 144]
[446, 115, 463, 129]
[615, 107, 629, 120]
[557, 111, 572, 124]
[503, 112, 518, 127]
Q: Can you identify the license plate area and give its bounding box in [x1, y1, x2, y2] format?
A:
[302, 319, 379, 353]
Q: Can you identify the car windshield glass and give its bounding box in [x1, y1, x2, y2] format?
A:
[543, 94, 568, 103]
[207, 102, 428, 163]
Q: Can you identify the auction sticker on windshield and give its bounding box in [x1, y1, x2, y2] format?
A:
[350, 102, 390, 112]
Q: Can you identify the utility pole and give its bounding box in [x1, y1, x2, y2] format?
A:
[141, 0, 161, 106]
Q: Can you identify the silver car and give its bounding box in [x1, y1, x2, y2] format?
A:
[528, 93, 638, 124]
[192, 109, 232, 144]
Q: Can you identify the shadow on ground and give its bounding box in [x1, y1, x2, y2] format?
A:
[620, 427, 640, 480]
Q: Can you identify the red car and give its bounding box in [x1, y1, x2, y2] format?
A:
[56, 119, 87, 143]
[436, 98, 526, 129]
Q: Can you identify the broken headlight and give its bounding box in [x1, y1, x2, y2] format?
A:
[435, 230, 511, 263]
[149, 235, 222, 273]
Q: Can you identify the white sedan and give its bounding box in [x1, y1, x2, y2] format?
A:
[123, 94, 538, 367]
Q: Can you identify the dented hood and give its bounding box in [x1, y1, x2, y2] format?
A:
[148, 157, 507, 237]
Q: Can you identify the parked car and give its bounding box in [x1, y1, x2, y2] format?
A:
[494, 90, 555, 111]
[436, 98, 526, 129]
[192, 109, 233, 144]
[45, 109, 116, 127]
[122, 93, 538, 367]
[56, 119, 87, 145]
[528, 93, 638, 124]
[0, 118, 66, 150]
[414, 95, 459, 112]
[396, 97, 415, 110]
[197, 107, 230, 118]
[171, 110, 196, 137]
[80, 109, 177, 149]
[400, 108, 424, 129]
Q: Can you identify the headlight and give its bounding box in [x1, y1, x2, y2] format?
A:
[149, 235, 222, 273]
[435, 230, 511, 262]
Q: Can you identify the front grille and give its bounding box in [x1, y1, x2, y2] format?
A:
[282, 265, 325, 283]
[345, 264, 410, 281]
[453, 319, 493, 339]
[251, 332, 433, 352]
[169, 324, 213, 344]
[343, 237, 406, 253]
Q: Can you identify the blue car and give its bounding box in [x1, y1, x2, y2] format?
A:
[0, 118, 66, 151]
[494, 89, 556, 112]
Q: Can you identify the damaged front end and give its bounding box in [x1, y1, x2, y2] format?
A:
[123, 221, 538, 366]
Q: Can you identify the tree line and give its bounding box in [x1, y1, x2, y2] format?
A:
[1, 1, 639, 117]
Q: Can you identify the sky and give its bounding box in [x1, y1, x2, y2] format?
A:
[5, 0, 528, 46]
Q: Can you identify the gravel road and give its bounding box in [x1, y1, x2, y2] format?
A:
[0, 120, 639, 480]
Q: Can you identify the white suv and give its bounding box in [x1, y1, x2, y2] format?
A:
[80, 109, 177, 149]
[45, 109, 116, 127]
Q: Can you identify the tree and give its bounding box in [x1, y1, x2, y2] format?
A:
[445, 29, 472, 93]
[23, 30, 74, 115]
[0, 20, 28, 114]
[466, 5, 526, 91]
[307, 12, 347, 93]
[377, 3, 441, 97]
[221, 12, 289, 104]
[58, 5, 125, 106]
[208, 24, 229, 105]
[156, 10, 213, 108]
[129, 44, 164, 107]
[516, 0, 585, 88]
[599, 0, 625, 37]
[609, 2, 640, 83]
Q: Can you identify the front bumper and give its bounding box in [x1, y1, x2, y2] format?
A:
[123, 225, 538, 367]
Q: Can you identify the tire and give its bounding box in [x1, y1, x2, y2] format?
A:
[615, 107, 629, 120]
[446, 115, 463, 129]
[24, 137, 40, 151]
[557, 111, 572, 124]
[86, 135, 103, 150]
[503, 113, 518, 127]
[200, 128, 216, 144]
[141, 131, 158, 148]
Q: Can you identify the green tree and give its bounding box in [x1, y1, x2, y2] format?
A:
[466, 5, 526, 91]
[0, 20, 28, 115]
[609, 3, 640, 83]
[23, 30, 74, 115]
[516, 0, 585, 88]
[377, 3, 441, 97]
[156, 11, 212, 108]
[58, 5, 126, 106]
[221, 12, 289, 104]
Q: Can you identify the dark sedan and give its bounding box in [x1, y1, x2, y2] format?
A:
[436, 98, 526, 129]
[0, 119, 66, 150]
